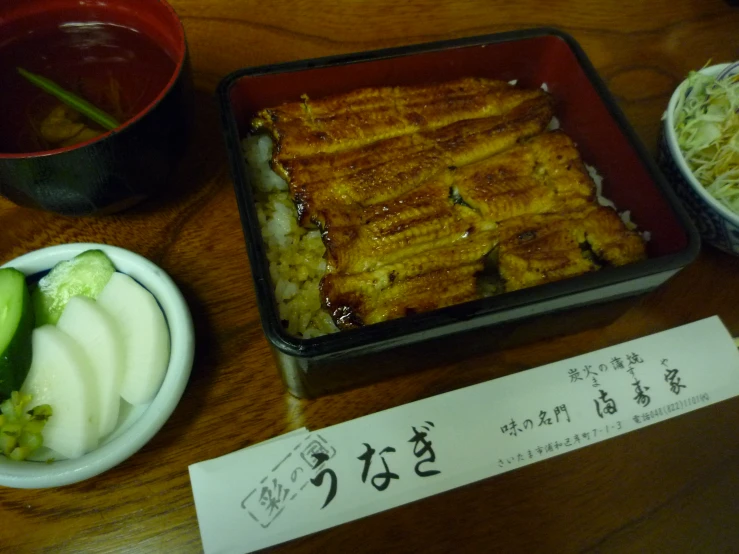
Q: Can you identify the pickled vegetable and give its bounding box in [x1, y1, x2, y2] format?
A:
[21, 325, 99, 459]
[32, 249, 115, 326]
[0, 268, 34, 401]
[0, 391, 52, 461]
[57, 296, 123, 439]
[97, 273, 170, 405]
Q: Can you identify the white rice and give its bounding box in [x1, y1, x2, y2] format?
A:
[585, 163, 651, 241]
[243, 135, 337, 338]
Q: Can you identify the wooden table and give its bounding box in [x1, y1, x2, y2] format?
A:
[2, 1, 739, 552]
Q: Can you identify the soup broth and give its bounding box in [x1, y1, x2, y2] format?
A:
[0, 21, 176, 154]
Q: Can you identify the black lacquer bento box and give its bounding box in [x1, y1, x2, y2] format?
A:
[217, 28, 700, 398]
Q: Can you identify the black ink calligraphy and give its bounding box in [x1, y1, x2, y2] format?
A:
[554, 404, 570, 423]
[583, 365, 598, 379]
[502, 404, 571, 437]
[664, 368, 687, 395]
[358, 444, 399, 491]
[409, 421, 441, 477]
[501, 419, 522, 437]
[568, 368, 583, 383]
[594, 389, 618, 418]
[632, 378, 651, 407]
[309, 452, 337, 509]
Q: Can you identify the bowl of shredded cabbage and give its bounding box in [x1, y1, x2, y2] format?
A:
[660, 61, 739, 255]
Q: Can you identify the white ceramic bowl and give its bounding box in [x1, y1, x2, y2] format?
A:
[0, 243, 194, 488]
[658, 62, 739, 255]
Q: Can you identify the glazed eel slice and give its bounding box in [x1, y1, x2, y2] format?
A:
[287, 95, 555, 226]
[321, 132, 595, 276]
[322, 203, 647, 330]
[322, 253, 492, 329]
[496, 205, 647, 292]
[319, 131, 611, 329]
[252, 77, 550, 163]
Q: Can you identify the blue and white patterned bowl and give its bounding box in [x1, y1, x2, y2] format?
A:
[658, 62, 739, 256]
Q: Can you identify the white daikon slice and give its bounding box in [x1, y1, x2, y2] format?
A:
[57, 296, 124, 439]
[96, 273, 170, 405]
[21, 325, 99, 459]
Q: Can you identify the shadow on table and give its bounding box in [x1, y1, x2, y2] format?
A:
[129, 87, 229, 215]
[151, 280, 220, 438]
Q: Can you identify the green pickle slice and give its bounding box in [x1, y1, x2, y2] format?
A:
[0, 267, 34, 401]
[32, 249, 115, 326]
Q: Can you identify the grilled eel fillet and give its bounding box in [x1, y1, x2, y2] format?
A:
[253, 81, 647, 330]
[252, 77, 549, 163]
[323, 131, 591, 273]
[320, 131, 643, 327]
[496, 205, 648, 292]
[287, 95, 555, 226]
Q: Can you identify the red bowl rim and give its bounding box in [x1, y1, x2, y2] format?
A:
[0, 0, 187, 160]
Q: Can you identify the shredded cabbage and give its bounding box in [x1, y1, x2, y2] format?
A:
[674, 62, 739, 214]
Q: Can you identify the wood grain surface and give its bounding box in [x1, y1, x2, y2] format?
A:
[2, 1, 739, 552]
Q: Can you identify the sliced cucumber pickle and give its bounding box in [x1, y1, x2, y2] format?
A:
[0, 268, 34, 401]
[32, 249, 115, 326]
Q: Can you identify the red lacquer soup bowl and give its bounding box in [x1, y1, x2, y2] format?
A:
[0, 0, 193, 215]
